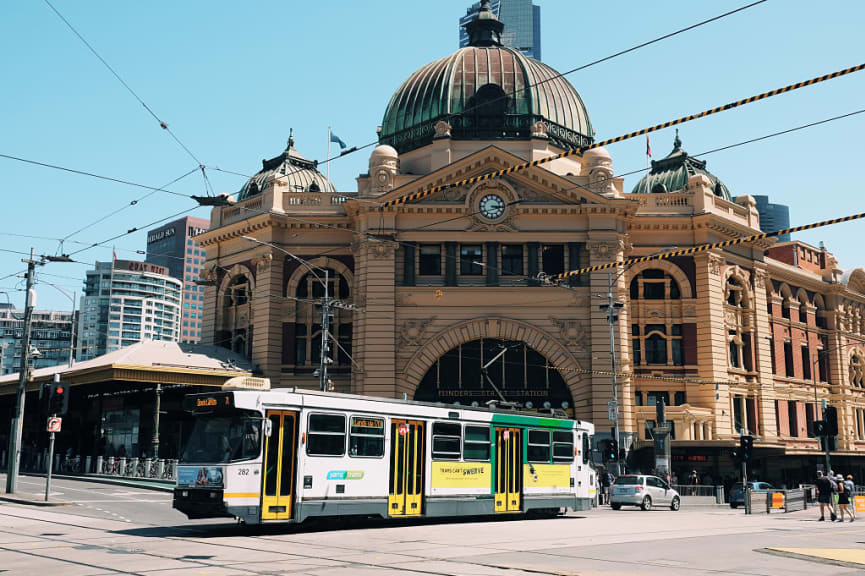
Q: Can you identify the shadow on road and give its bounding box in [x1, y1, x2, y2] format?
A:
[112, 512, 587, 538]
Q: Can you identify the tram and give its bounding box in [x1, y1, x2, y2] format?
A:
[173, 386, 595, 525]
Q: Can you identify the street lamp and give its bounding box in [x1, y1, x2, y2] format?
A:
[240, 236, 333, 392]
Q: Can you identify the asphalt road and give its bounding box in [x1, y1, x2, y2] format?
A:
[1, 475, 864, 575]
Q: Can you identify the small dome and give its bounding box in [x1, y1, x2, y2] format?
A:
[582, 146, 611, 166]
[379, 2, 592, 154]
[236, 130, 336, 201]
[370, 144, 399, 163]
[632, 132, 731, 201]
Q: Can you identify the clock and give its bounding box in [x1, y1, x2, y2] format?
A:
[479, 194, 506, 220]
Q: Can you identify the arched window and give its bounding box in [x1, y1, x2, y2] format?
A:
[231, 331, 247, 355]
[224, 275, 250, 307]
[629, 269, 681, 300]
[725, 275, 752, 371]
[631, 324, 683, 366]
[726, 277, 746, 307]
[293, 269, 352, 370]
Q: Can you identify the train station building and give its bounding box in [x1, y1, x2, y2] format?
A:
[5, 2, 850, 488]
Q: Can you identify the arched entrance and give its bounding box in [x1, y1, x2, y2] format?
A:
[414, 338, 574, 414]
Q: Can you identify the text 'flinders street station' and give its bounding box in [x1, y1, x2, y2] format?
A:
[194, 4, 865, 484]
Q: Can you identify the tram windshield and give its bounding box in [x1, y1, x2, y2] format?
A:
[181, 409, 262, 464]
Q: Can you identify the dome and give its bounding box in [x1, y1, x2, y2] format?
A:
[631, 132, 731, 201]
[379, 1, 593, 154]
[236, 131, 336, 201]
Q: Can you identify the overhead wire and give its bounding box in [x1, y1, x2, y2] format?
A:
[41, 0, 208, 182]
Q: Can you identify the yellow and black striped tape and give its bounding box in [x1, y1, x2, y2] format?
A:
[381, 63, 865, 209]
[553, 211, 865, 281]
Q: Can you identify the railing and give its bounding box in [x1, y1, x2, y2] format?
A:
[14, 450, 177, 482]
[672, 484, 724, 502]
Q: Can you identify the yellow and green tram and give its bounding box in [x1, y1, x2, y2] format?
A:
[173, 388, 596, 525]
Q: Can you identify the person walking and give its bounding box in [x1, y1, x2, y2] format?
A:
[601, 469, 613, 505]
[836, 474, 851, 522]
[816, 471, 836, 521]
[844, 474, 856, 522]
[688, 470, 699, 496]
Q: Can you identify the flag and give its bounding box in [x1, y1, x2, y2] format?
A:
[330, 131, 347, 150]
[112, 248, 117, 261]
[646, 135, 652, 158]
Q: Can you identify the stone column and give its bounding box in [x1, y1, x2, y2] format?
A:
[692, 252, 732, 436]
[251, 250, 284, 381]
[358, 240, 398, 398]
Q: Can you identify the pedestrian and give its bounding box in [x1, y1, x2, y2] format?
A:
[688, 469, 699, 496]
[837, 474, 851, 522]
[601, 469, 613, 505]
[671, 471, 679, 486]
[844, 474, 856, 522]
[815, 470, 836, 521]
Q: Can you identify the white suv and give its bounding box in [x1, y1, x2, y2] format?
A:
[610, 475, 681, 511]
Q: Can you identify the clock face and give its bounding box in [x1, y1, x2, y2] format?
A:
[479, 194, 506, 220]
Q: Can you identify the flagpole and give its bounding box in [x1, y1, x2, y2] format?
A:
[327, 126, 331, 182]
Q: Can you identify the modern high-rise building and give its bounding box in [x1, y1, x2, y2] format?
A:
[459, 0, 541, 60]
[77, 260, 182, 361]
[751, 195, 791, 242]
[0, 303, 76, 375]
[145, 216, 209, 344]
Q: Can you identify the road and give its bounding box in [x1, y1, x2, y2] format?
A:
[1, 475, 864, 575]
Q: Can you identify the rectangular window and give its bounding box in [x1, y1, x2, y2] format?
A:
[784, 341, 795, 377]
[552, 430, 574, 462]
[541, 244, 564, 276]
[672, 339, 683, 366]
[674, 391, 687, 406]
[349, 416, 384, 457]
[647, 391, 670, 407]
[501, 245, 523, 276]
[459, 245, 483, 275]
[432, 422, 461, 460]
[802, 345, 811, 380]
[419, 244, 442, 275]
[582, 433, 590, 464]
[307, 413, 346, 456]
[463, 425, 490, 461]
[787, 401, 799, 437]
[527, 429, 551, 463]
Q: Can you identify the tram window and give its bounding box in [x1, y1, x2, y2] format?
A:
[552, 430, 574, 462]
[432, 422, 461, 460]
[582, 433, 590, 464]
[527, 429, 551, 463]
[463, 425, 490, 461]
[349, 416, 384, 457]
[307, 413, 346, 456]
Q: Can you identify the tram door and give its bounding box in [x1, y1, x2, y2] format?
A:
[495, 427, 522, 512]
[388, 420, 425, 516]
[261, 411, 296, 521]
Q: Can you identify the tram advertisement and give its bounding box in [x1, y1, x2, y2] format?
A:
[524, 464, 570, 488]
[177, 466, 224, 487]
[431, 462, 491, 489]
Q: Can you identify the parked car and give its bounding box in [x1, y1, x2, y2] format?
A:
[729, 481, 774, 508]
[610, 475, 681, 511]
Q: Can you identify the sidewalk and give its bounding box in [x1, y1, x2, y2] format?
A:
[0, 472, 173, 507]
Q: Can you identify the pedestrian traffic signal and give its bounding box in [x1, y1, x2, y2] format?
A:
[813, 419, 827, 437]
[739, 435, 753, 460]
[48, 382, 69, 416]
[823, 405, 838, 437]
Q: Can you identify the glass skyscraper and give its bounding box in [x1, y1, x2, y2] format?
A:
[752, 195, 791, 242]
[459, 0, 541, 60]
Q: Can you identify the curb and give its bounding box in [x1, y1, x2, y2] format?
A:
[22, 473, 174, 493]
[0, 495, 69, 507]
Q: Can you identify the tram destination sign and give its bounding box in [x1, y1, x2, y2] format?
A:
[183, 393, 234, 412]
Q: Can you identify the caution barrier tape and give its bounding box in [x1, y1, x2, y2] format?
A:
[381, 63, 865, 209]
[553, 211, 865, 282]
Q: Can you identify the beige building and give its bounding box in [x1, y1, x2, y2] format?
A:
[196, 2, 865, 485]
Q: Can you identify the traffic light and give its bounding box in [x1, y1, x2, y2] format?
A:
[824, 406, 838, 437]
[814, 419, 827, 437]
[605, 439, 619, 462]
[739, 435, 753, 461]
[48, 382, 69, 415]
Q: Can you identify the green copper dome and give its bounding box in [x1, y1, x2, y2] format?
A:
[631, 132, 731, 201]
[237, 131, 336, 201]
[379, 2, 593, 154]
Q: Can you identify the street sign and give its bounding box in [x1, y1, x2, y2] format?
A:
[47, 417, 62, 433]
[608, 403, 617, 423]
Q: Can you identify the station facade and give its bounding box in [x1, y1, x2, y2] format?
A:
[195, 2, 865, 486]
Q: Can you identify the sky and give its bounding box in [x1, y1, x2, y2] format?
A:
[1, 0, 863, 311]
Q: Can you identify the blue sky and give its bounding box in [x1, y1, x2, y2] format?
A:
[2, 0, 863, 311]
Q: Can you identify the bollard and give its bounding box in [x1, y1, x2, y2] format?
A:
[0, 449, 5, 468]
[55, 454, 61, 470]
[130, 458, 138, 477]
[85, 455, 92, 474]
[716, 485, 724, 504]
[157, 459, 165, 478]
[118, 457, 126, 476]
[96, 456, 103, 475]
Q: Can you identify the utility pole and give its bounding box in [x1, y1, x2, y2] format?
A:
[6, 249, 41, 494]
[601, 271, 624, 475]
[319, 269, 330, 392]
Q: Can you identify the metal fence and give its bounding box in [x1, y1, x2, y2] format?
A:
[9, 450, 177, 482]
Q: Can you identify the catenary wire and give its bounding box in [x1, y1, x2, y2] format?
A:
[42, 0, 207, 175]
[381, 62, 865, 208]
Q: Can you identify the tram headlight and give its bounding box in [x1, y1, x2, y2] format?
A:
[181, 491, 189, 497]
